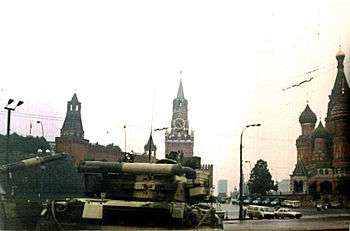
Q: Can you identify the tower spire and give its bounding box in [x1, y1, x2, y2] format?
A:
[61, 93, 84, 138]
[177, 79, 185, 99]
[332, 45, 350, 96]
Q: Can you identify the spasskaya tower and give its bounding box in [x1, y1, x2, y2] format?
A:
[165, 79, 194, 157]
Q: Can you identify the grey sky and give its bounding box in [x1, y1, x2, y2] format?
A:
[1, 0, 350, 192]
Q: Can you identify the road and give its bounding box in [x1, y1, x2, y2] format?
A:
[220, 204, 350, 231]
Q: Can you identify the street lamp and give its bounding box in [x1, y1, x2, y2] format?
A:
[36, 121, 44, 137]
[239, 123, 261, 220]
[123, 125, 127, 158]
[4, 99, 24, 194]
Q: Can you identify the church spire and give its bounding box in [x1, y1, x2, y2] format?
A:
[71, 93, 79, 103]
[177, 79, 185, 99]
[332, 46, 350, 96]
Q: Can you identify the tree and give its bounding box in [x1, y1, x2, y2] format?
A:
[247, 159, 278, 195]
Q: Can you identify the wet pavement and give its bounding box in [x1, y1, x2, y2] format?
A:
[220, 203, 350, 230]
[1, 203, 349, 230]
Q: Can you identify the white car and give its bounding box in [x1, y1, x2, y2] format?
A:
[246, 205, 275, 219]
[275, 208, 302, 219]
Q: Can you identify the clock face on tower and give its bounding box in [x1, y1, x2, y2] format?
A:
[174, 118, 185, 129]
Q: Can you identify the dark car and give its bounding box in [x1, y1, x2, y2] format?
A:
[262, 198, 271, 205]
[243, 197, 253, 205]
[252, 197, 262, 205]
[270, 198, 281, 206]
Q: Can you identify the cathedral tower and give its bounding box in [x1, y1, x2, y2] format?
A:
[296, 104, 317, 163]
[325, 47, 350, 169]
[165, 80, 194, 157]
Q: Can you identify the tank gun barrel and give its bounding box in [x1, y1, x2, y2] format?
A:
[79, 161, 196, 178]
[0, 153, 67, 173]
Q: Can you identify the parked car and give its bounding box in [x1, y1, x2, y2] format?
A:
[328, 202, 341, 209]
[270, 198, 281, 206]
[246, 205, 275, 219]
[275, 208, 302, 219]
[252, 197, 262, 205]
[262, 198, 271, 205]
[243, 197, 253, 205]
[316, 202, 328, 211]
[281, 200, 301, 208]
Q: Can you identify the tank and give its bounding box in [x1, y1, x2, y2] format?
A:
[0, 153, 67, 174]
[0, 153, 67, 230]
[38, 154, 222, 229]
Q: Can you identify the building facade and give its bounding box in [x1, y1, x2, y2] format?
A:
[217, 179, 228, 197]
[165, 80, 194, 157]
[290, 49, 350, 194]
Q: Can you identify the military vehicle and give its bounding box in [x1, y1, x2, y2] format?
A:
[0, 153, 67, 230]
[38, 154, 222, 229]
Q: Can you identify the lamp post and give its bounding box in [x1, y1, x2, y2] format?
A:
[123, 125, 127, 158]
[4, 99, 24, 194]
[36, 120, 44, 137]
[239, 123, 261, 220]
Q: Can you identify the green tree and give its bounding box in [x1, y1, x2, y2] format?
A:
[247, 159, 278, 195]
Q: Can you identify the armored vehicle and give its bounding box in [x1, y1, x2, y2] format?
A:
[38, 154, 221, 229]
[0, 153, 67, 230]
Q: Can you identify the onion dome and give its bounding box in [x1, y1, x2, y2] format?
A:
[336, 45, 345, 57]
[312, 122, 330, 139]
[299, 104, 317, 124]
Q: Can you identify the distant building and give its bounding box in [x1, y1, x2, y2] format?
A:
[165, 80, 194, 157]
[217, 179, 228, 197]
[55, 94, 151, 163]
[277, 179, 290, 194]
[290, 48, 350, 195]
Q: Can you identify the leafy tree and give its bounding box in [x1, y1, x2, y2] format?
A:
[247, 159, 278, 195]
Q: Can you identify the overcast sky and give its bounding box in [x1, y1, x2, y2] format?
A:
[1, 0, 350, 193]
